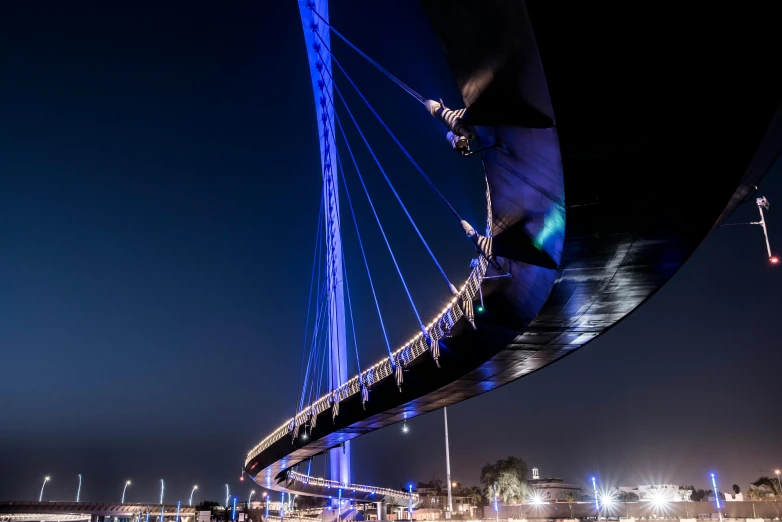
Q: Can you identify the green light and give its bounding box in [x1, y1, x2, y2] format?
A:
[476, 305, 484, 313]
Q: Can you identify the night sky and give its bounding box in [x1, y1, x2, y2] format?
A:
[2, 0, 781, 505]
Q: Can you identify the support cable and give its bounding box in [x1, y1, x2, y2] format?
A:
[314, 61, 395, 361]
[332, 109, 427, 333]
[309, 6, 426, 105]
[294, 199, 324, 416]
[312, 30, 464, 227]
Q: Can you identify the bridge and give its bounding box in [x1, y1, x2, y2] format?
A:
[244, 0, 782, 513]
[0, 502, 196, 522]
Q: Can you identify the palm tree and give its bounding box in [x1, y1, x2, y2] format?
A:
[752, 477, 781, 497]
[566, 493, 575, 519]
[747, 486, 767, 518]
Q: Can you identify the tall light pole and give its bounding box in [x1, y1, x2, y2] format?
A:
[225, 485, 230, 507]
[39, 476, 51, 502]
[444, 408, 453, 518]
[591, 477, 600, 519]
[264, 493, 269, 520]
[77, 474, 82, 502]
[189, 486, 198, 506]
[122, 481, 132, 503]
[160, 479, 165, 505]
[775, 470, 782, 496]
[710, 473, 722, 522]
[249, 490, 256, 507]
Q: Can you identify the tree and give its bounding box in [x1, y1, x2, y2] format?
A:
[752, 477, 782, 497]
[467, 486, 485, 507]
[297, 496, 327, 510]
[689, 488, 709, 502]
[566, 492, 575, 519]
[480, 456, 530, 503]
[494, 470, 529, 505]
[732, 484, 741, 495]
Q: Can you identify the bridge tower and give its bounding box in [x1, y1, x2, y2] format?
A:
[298, 0, 350, 487]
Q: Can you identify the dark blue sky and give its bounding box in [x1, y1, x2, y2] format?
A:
[1, 0, 781, 505]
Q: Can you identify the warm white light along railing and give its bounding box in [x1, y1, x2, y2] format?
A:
[245, 182, 493, 471]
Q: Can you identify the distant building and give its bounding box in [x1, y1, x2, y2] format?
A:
[528, 468, 583, 502]
[616, 484, 692, 502]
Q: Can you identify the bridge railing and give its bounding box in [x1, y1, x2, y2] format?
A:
[286, 471, 420, 502]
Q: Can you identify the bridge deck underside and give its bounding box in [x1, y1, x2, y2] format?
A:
[245, 0, 782, 501]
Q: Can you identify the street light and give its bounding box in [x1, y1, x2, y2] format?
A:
[775, 470, 782, 496]
[39, 476, 51, 502]
[160, 480, 165, 505]
[225, 485, 230, 507]
[122, 481, 132, 504]
[189, 486, 198, 506]
[249, 490, 256, 507]
[77, 474, 82, 502]
[710, 473, 722, 522]
[402, 421, 409, 434]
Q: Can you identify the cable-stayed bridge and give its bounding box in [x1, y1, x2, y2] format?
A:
[244, 0, 782, 511]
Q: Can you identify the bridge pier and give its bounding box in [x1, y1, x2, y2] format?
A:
[376, 502, 386, 521]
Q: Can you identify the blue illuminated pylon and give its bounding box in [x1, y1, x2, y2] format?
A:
[232, 497, 237, 521]
[297, 0, 350, 489]
[591, 477, 599, 511]
[176, 501, 181, 522]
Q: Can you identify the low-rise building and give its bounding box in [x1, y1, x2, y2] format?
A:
[528, 468, 583, 502]
[615, 484, 692, 502]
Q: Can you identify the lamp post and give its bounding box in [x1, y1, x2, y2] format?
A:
[493, 483, 499, 522]
[77, 474, 82, 502]
[189, 486, 198, 506]
[39, 476, 51, 502]
[122, 481, 132, 504]
[249, 490, 256, 508]
[409, 485, 414, 522]
[775, 470, 782, 496]
[710, 473, 722, 522]
[591, 477, 599, 519]
[225, 485, 230, 507]
[160, 480, 165, 505]
[263, 493, 269, 520]
[444, 408, 453, 519]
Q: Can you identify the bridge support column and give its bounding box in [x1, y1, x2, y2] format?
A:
[90, 515, 98, 522]
[376, 502, 386, 521]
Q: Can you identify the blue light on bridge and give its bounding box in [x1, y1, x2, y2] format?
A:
[232, 497, 236, 521]
[591, 477, 599, 511]
[176, 501, 181, 522]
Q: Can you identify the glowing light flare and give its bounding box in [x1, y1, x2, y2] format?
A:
[401, 421, 410, 434]
[649, 490, 668, 508]
[770, 256, 779, 264]
[530, 493, 544, 506]
[600, 493, 615, 508]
